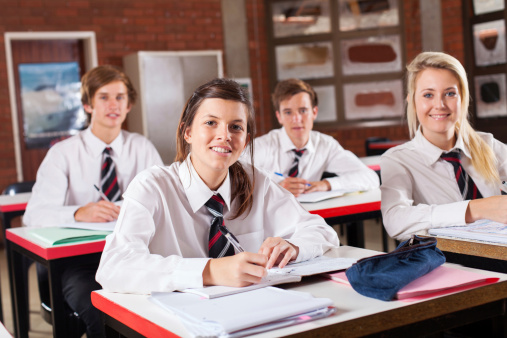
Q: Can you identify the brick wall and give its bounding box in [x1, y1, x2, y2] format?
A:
[0, 0, 465, 189]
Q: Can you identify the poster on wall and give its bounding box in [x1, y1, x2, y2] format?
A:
[474, 73, 507, 118]
[472, 0, 504, 15]
[473, 20, 506, 67]
[18, 62, 87, 149]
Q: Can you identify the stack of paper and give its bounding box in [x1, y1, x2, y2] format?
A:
[150, 287, 334, 337]
[29, 227, 112, 246]
[429, 219, 507, 244]
[324, 265, 499, 301]
[182, 256, 357, 298]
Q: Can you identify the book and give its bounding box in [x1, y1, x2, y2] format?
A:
[57, 221, 116, 231]
[324, 265, 499, 301]
[428, 219, 507, 244]
[182, 256, 357, 299]
[28, 227, 112, 246]
[149, 287, 334, 337]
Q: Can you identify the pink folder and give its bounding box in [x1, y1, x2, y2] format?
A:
[324, 265, 499, 302]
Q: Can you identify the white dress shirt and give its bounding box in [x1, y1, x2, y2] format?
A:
[24, 127, 163, 227]
[248, 128, 379, 192]
[96, 156, 339, 294]
[381, 128, 507, 240]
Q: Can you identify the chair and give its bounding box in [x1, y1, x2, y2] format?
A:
[365, 137, 391, 157]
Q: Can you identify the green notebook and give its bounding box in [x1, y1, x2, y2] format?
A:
[29, 227, 112, 246]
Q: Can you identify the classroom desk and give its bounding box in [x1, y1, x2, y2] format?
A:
[359, 155, 381, 173]
[0, 192, 31, 324]
[302, 188, 383, 249]
[433, 236, 507, 261]
[91, 246, 507, 338]
[6, 227, 105, 338]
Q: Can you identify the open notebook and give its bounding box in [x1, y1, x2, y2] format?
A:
[429, 219, 507, 244]
[324, 265, 499, 301]
[182, 256, 356, 298]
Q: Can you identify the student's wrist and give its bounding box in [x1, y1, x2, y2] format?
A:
[465, 200, 480, 223]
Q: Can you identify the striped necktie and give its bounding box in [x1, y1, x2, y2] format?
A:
[101, 147, 121, 202]
[288, 149, 305, 178]
[440, 150, 483, 200]
[206, 194, 234, 258]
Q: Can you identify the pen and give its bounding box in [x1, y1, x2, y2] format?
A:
[93, 184, 111, 202]
[274, 172, 311, 187]
[218, 225, 245, 253]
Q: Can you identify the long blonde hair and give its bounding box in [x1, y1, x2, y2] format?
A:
[406, 52, 499, 183]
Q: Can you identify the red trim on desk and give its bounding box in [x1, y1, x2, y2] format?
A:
[91, 292, 180, 338]
[367, 164, 380, 172]
[0, 202, 28, 213]
[6, 230, 105, 260]
[309, 201, 381, 219]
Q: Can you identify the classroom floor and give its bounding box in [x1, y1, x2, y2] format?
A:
[0, 219, 397, 337]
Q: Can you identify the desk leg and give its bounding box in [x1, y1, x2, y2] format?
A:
[7, 242, 29, 338]
[47, 260, 73, 338]
[346, 222, 365, 248]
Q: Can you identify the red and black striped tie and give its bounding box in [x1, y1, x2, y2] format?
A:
[440, 150, 483, 200]
[101, 147, 121, 202]
[206, 194, 234, 258]
[288, 149, 305, 178]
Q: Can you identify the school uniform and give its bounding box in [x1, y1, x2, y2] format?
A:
[251, 128, 379, 192]
[24, 127, 163, 338]
[96, 155, 340, 294]
[381, 128, 507, 241]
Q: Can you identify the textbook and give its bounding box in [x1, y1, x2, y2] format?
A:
[58, 221, 116, 231]
[149, 287, 335, 337]
[28, 227, 112, 246]
[428, 219, 507, 244]
[182, 256, 356, 298]
[324, 265, 499, 301]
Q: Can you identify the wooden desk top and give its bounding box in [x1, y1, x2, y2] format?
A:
[0, 192, 31, 212]
[91, 246, 507, 338]
[435, 236, 507, 261]
[302, 188, 381, 219]
[6, 227, 105, 260]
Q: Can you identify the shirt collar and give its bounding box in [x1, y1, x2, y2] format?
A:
[279, 127, 314, 154]
[414, 127, 471, 165]
[85, 127, 124, 158]
[179, 154, 232, 214]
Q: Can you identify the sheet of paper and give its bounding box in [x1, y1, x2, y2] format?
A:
[429, 219, 507, 244]
[57, 221, 116, 231]
[182, 271, 301, 298]
[272, 256, 357, 276]
[297, 190, 346, 203]
[150, 287, 333, 336]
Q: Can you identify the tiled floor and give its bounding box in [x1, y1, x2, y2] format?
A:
[0, 219, 396, 337]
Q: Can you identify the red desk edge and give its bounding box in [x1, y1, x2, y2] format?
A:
[367, 164, 380, 172]
[0, 202, 28, 213]
[309, 201, 381, 219]
[6, 230, 105, 260]
[91, 292, 179, 338]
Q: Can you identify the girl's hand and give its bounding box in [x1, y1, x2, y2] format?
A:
[203, 252, 268, 287]
[258, 237, 299, 269]
[280, 177, 310, 197]
[466, 195, 507, 223]
[304, 180, 331, 194]
[74, 201, 120, 222]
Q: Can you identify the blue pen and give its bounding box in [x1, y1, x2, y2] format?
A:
[274, 172, 311, 187]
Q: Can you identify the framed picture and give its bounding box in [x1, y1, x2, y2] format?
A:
[18, 61, 87, 148]
[343, 79, 403, 120]
[341, 35, 402, 75]
[473, 20, 506, 66]
[472, 0, 504, 15]
[474, 73, 507, 118]
[275, 41, 334, 80]
[272, 0, 331, 38]
[338, 0, 399, 32]
[313, 85, 337, 122]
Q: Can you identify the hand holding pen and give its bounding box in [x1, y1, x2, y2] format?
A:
[73, 186, 120, 222]
[94, 184, 111, 202]
[275, 172, 311, 197]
